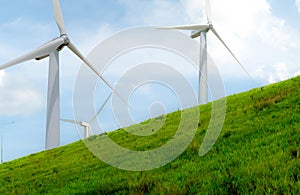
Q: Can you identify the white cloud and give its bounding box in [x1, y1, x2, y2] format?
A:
[0, 70, 43, 116]
[296, 0, 300, 12]
[182, 0, 205, 23]
[294, 71, 300, 76]
[255, 66, 265, 79]
[255, 63, 292, 84]
[268, 63, 290, 83]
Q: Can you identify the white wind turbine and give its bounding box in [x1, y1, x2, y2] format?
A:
[159, 0, 251, 104]
[61, 93, 112, 138]
[0, 0, 126, 149]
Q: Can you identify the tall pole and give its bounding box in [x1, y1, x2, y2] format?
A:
[46, 50, 60, 150]
[84, 126, 88, 138]
[199, 31, 208, 104]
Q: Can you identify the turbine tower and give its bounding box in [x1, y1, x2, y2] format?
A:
[159, 0, 250, 104]
[61, 93, 112, 138]
[0, 0, 125, 150]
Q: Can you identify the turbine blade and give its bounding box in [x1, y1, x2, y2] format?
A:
[211, 27, 252, 78]
[52, 0, 66, 35]
[67, 41, 128, 105]
[61, 119, 82, 125]
[89, 92, 112, 124]
[206, 0, 212, 23]
[157, 24, 209, 31]
[0, 38, 64, 70]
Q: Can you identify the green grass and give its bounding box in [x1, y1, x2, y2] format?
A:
[0, 76, 300, 194]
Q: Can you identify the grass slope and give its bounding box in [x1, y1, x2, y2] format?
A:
[0, 76, 300, 194]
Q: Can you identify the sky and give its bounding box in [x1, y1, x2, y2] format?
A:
[0, 0, 300, 162]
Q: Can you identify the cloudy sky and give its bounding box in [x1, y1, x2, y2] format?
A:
[0, 0, 300, 162]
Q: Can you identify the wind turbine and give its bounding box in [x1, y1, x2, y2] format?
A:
[61, 93, 112, 138]
[159, 0, 251, 104]
[0, 0, 125, 150]
[0, 121, 15, 163]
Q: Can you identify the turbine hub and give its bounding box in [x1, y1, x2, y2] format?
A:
[61, 34, 70, 44]
[57, 34, 70, 51]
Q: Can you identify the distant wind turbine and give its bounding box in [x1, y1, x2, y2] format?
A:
[159, 0, 251, 104]
[0, 0, 126, 150]
[0, 121, 14, 163]
[61, 93, 112, 138]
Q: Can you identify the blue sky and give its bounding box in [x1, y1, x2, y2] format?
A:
[0, 0, 300, 162]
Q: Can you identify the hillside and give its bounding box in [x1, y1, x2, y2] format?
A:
[0, 76, 299, 194]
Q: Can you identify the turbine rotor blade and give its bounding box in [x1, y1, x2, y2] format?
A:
[211, 27, 252, 78]
[61, 119, 81, 125]
[158, 24, 209, 31]
[52, 0, 67, 35]
[206, 0, 212, 23]
[90, 92, 112, 124]
[0, 38, 64, 70]
[67, 42, 128, 105]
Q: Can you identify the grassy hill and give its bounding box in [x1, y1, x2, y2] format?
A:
[0, 76, 299, 194]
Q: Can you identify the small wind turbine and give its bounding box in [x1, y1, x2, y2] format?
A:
[61, 93, 112, 138]
[159, 0, 251, 104]
[0, 121, 14, 163]
[0, 0, 125, 150]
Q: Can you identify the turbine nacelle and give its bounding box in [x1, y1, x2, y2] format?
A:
[191, 31, 201, 39]
[80, 122, 90, 128]
[35, 55, 50, 61]
[190, 23, 212, 39]
[35, 35, 69, 60]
